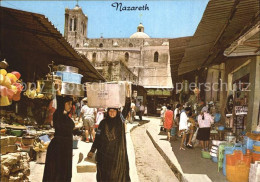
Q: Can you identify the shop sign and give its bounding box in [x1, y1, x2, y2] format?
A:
[235, 106, 248, 115]
[154, 89, 163, 95]
[147, 89, 154, 95]
[162, 90, 171, 96]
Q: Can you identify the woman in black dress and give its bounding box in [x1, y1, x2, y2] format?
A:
[87, 98, 131, 182]
[43, 95, 75, 182]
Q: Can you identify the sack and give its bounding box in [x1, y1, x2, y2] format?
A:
[191, 127, 199, 143]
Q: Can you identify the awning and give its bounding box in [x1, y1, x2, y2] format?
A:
[224, 22, 260, 57]
[178, 0, 259, 75]
[169, 37, 192, 83]
[0, 7, 105, 82]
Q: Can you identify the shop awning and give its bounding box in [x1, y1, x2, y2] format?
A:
[0, 6, 105, 82]
[178, 0, 259, 75]
[224, 23, 260, 57]
[169, 37, 192, 84]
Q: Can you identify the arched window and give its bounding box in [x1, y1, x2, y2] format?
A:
[154, 52, 159, 62]
[99, 43, 103, 48]
[69, 18, 73, 31]
[74, 18, 77, 31]
[129, 43, 133, 47]
[125, 52, 129, 62]
[92, 52, 96, 62]
[76, 44, 79, 48]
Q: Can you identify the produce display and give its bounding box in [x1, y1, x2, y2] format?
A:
[0, 69, 23, 106]
[33, 139, 50, 152]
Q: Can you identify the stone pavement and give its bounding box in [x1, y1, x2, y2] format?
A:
[145, 116, 227, 182]
[29, 123, 139, 182]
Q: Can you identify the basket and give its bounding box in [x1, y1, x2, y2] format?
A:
[212, 156, 218, 163]
[10, 129, 23, 137]
[73, 140, 78, 149]
[252, 152, 260, 163]
[22, 137, 35, 145]
[226, 163, 250, 182]
[170, 127, 176, 136]
[201, 151, 211, 159]
[253, 145, 260, 152]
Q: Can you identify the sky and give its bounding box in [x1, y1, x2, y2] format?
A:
[1, 0, 209, 39]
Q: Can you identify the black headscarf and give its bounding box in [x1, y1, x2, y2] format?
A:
[106, 108, 120, 130]
[55, 96, 73, 113]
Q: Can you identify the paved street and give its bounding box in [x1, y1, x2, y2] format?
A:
[29, 116, 229, 182]
[131, 119, 179, 182]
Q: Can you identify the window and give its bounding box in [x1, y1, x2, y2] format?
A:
[76, 44, 79, 48]
[125, 52, 129, 62]
[138, 28, 141, 32]
[129, 43, 133, 47]
[92, 53, 96, 62]
[154, 52, 159, 62]
[69, 18, 73, 31]
[99, 43, 103, 48]
[74, 18, 77, 31]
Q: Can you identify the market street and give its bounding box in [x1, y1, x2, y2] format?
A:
[28, 116, 229, 182]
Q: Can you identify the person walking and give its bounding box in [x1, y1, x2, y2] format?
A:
[139, 102, 145, 121]
[160, 105, 167, 129]
[87, 97, 131, 182]
[43, 95, 74, 182]
[78, 97, 96, 143]
[196, 106, 214, 151]
[179, 107, 192, 150]
[164, 106, 174, 141]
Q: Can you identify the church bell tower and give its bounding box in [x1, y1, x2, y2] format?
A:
[64, 4, 88, 48]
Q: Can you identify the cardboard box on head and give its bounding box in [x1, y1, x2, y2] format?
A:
[85, 81, 131, 108]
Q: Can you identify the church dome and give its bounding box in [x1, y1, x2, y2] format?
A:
[130, 32, 150, 39]
[130, 23, 150, 39]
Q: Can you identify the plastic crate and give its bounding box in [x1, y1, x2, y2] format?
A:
[56, 71, 83, 84]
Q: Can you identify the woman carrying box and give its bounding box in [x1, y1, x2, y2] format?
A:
[87, 83, 132, 182]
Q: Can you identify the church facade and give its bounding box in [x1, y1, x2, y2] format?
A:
[64, 5, 173, 114]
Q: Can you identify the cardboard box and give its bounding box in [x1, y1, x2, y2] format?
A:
[0, 137, 8, 147]
[36, 151, 47, 164]
[86, 82, 131, 108]
[7, 145, 17, 153]
[7, 136, 17, 145]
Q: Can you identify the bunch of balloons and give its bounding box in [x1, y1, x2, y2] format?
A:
[0, 69, 23, 106]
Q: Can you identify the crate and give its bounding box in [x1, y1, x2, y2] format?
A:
[56, 71, 82, 84]
[36, 151, 47, 164]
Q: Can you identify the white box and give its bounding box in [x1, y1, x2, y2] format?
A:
[36, 151, 47, 164]
[86, 82, 131, 108]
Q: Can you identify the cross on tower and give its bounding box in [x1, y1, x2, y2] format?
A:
[139, 13, 143, 23]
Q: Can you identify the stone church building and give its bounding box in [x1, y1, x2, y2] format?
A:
[64, 5, 173, 114]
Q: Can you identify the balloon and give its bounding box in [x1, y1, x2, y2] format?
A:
[11, 71, 21, 80]
[0, 74, 4, 84]
[13, 92, 21, 101]
[0, 69, 7, 76]
[6, 88, 14, 100]
[6, 73, 18, 82]
[0, 96, 10, 106]
[0, 85, 8, 96]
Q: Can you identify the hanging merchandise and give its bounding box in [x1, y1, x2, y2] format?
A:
[0, 64, 23, 106]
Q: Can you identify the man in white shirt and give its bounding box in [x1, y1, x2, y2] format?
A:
[78, 97, 96, 143]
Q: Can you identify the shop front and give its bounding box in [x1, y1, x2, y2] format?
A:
[0, 7, 104, 182]
[145, 88, 172, 116]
